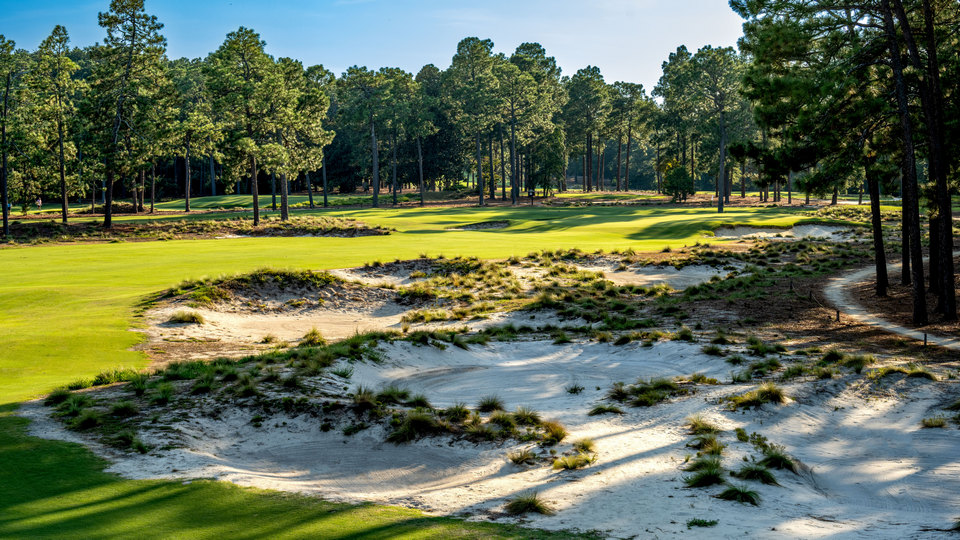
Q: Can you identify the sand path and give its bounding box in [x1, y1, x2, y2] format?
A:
[824, 252, 960, 351]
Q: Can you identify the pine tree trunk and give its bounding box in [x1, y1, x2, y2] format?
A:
[417, 137, 425, 207]
[475, 131, 484, 206]
[271, 172, 277, 210]
[585, 134, 592, 192]
[209, 149, 216, 197]
[322, 156, 329, 208]
[883, 0, 927, 323]
[510, 118, 518, 204]
[391, 132, 398, 205]
[498, 126, 507, 199]
[280, 172, 289, 221]
[615, 133, 622, 191]
[740, 160, 746, 198]
[488, 133, 496, 201]
[57, 116, 68, 223]
[1, 71, 9, 237]
[371, 116, 379, 208]
[306, 171, 314, 209]
[717, 119, 726, 214]
[150, 163, 156, 213]
[867, 166, 889, 296]
[104, 165, 115, 228]
[138, 170, 145, 212]
[184, 135, 191, 212]
[250, 154, 260, 226]
[625, 125, 632, 191]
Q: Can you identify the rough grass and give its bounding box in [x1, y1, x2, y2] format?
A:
[513, 406, 542, 426]
[477, 395, 505, 413]
[300, 328, 326, 347]
[686, 415, 721, 435]
[507, 448, 538, 465]
[758, 445, 797, 473]
[540, 420, 568, 445]
[552, 453, 595, 470]
[921, 416, 947, 428]
[168, 310, 205, 324]
[726, 383, 787, 410]
[684, 464, 725, 487]
[732, 464, 779, 485]
[587, 404, 624, 416]
[717, 484, 761, 505]
[572, 438, 595, 453]
[505, 492, 556, 516]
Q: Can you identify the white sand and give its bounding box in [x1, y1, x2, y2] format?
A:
[23, 339, 960, 538]
[714, 224, 852, 241]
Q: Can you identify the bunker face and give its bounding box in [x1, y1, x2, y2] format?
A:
[713, 224, 851, 241]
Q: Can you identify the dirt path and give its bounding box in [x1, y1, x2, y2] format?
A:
[824, 253, 960, 351]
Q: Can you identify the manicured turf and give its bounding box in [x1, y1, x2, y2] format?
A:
[0, 203, 818, 539]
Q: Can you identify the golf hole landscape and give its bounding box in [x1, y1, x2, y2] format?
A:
[2, 1, 960, 539]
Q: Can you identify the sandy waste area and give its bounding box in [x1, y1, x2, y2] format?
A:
[24, 336, 960, 539]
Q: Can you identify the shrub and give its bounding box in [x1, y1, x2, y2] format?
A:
[587, 404, 624, 416]
[168, 310, 205, 324]
[553, 453, 595, 470]
[687, 518, 719, 528]
[513, 406, 542, 426]
[717, 484, 760, 505]
[565, 383, 585, 395]
[726, 383, 787, 410]
[406, 393, 431, 408]
[504, 492, 555, 516]
[572, 438, 595, 453]
[735, 427, 749, 442]
[301, 327, 326, 347]
[921, 416, 947, 428]
[540, 420, 568, 445]
[758, 445, 797, 473]
[477, 395, 505, 412]
[732, 464, 779, 485]
[508, 448, 538, 465]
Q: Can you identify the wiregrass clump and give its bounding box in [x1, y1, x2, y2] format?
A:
[726, 383, 787, 410]
[504, 492, 556, 516]
[717, 484, 761, 505]
[732, 464, 779, 485]
[168, 310, 205, 324]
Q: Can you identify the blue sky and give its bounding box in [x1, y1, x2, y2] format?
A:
[1, 0, 745, 91]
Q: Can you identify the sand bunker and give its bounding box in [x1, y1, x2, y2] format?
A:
[574, 262, 741, 289]
[714, 224, 852, 241]
[25, 338, 960, 538]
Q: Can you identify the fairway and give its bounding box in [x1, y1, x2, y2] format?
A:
[0, 204, 812, 404]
